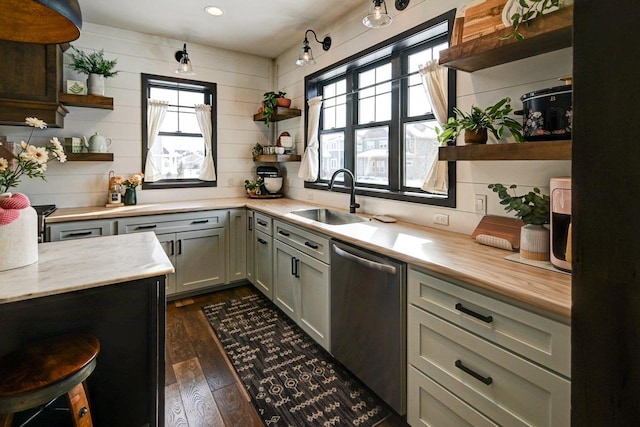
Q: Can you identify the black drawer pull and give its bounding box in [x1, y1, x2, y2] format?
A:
[257, 237, 268, 245]
[455, 360, 493, 385]
[136, 224, 157, 230]
[278, 230, 290, 237]
[257, 219, 268, 226]
[67, 231, 92, 237]
[191, 219, 209, 224]
[248, 217, 253, 231]
[291, 257, 297, 276]
[304, 241, 319, 250]
[455, 303, 493, 323]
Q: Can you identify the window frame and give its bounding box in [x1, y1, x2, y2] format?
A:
[303, 10, 457, 207]
[141, 73, 218, 190]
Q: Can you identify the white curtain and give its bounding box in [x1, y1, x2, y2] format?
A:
[195, 104, 216, 181]
[298, 96, 323, 182]
[144, 99, 169, 182]
[419, 60, 449, 195]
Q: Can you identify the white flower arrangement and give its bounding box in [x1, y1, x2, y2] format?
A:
[0, 117, 66, 193]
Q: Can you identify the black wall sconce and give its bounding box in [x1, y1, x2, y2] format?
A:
[175, 43, 195, 75]
[295, 29, 332, 67]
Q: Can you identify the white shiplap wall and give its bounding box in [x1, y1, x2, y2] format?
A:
[273, 0, 572, 235]
[0, 23, 274, 208]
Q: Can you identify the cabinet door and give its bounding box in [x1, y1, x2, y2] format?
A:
[273, 240, 298, 319]
[48, 219, 114, 241]
[246, 211, 255, 283]
[156, 233, 177, 296]
[227, 209, 246, 283]
[176, 228, 226, 293]
[297, 250, 330, 350]
[254, 230, 273, 300]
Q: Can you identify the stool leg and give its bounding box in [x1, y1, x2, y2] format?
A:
[0, 413, 13, 427]
[66, 382, 93, 427]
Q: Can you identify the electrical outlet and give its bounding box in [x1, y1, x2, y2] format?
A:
[433, 213, 449, 226]
[475, 194, 487, 215]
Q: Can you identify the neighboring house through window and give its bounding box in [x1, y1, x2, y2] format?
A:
[141, 73, 217, 189]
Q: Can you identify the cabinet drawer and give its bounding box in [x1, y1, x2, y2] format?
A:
[118, 210, 226, 235]
[48, 220, 114, 241]
[273, 220, 330, 263]
[407, 365, 498, 427]
[408, 306, 570, 427]
[408, 267, 570, 378]
[254, 212, 272, 236]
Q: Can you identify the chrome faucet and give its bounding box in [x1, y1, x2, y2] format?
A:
[329, 168, 360, 214]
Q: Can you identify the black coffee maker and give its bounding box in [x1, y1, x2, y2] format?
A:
[256, 166, 279, 194]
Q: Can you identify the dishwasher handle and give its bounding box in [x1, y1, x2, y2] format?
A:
[332, 244, 397, 275]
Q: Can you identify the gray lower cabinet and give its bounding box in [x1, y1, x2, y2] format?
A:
[118, 210, 227, 297]
[47, 219, 115, 241]
[246, 210, 255, 284]
[254, 230, 273, 299]
[273, 220, 330, 350]
[227, 209, 247, 283]
[407, 266, 571, 427]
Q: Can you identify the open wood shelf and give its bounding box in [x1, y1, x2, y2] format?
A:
[253, 154, 301, 162]
[65, 152, 114, 161]
[253, 107, 301, 123]
[58, 93, 114, 110]
[438, 140, 571, 161]
[439, 5, 573, 72]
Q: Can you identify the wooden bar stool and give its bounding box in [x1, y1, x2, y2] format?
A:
[0, 334, 100, 427]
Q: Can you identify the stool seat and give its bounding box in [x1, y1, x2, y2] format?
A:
[0, 334, 100, 425]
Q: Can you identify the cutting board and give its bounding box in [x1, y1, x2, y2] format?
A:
[472, 215, 524, 251]
[461, 0, 510, 43]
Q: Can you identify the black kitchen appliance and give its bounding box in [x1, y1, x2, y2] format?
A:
[517, 84, 572, 141]
[32, 204, 56, 243]
[256, 166, 279, 194]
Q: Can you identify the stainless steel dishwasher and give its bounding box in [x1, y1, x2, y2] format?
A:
[330, 240, 406, 415]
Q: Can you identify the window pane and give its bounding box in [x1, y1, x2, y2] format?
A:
[356, 126, 388, 185]
[322, 80, 347, 130]
[324, 106, 336, 129]
[376, 93, 392, 122]
[335, 104, 346, 128]
[148, 135, 205, 179]
[359, 97, 375, 124]
[358, 63, 392, 124]
[149, 87, 177, 104]
[179, 110, 200, 133]
[404, 120, 439, 189]
[408, 85, 431, 117]
[320, 132, 344, 180]
[178, 90, 205, 107]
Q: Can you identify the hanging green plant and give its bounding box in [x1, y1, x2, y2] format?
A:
[262, 91, 287, 127]
[502, 0, 563, 41]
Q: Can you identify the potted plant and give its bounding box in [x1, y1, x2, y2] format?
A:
[502, 0, 565, 41]
[244, 177, 263, 196]
[437, 97, 524, 145]
[66, 46, 119, 96]
[262, 91, 290, 127]
[488, 183, 550, 260]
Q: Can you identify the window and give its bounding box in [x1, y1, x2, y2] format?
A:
[141, 74, 217, 189]
[304, 10, 456, 207]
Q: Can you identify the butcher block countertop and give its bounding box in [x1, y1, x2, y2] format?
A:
[47, 198, 571, 319]
[0, 232, 174, 304]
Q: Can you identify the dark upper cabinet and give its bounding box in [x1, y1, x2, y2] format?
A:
[0, 40, 67, 127]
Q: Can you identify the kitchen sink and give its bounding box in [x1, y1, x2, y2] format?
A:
[291, 209, 369, 225]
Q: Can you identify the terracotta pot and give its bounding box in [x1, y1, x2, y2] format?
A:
[276, 98, 292, 108]
[464, 128, 488, 144]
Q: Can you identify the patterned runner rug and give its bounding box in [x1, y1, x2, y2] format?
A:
[203, 292, 391, 427]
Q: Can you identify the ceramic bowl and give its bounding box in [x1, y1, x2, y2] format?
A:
[275, 147, 285, 155]
[263, 177, 283, 193]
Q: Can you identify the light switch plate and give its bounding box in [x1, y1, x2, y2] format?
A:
[475, 194, 487, 215]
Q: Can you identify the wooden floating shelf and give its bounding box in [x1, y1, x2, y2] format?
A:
[65, 153, 114, 161]
[58, 93, 114, 110]
[438, 140, 571, 161]
[254, 154, 301, 162]
[439, 6, 573, 72]
[253, 107, 301, 123]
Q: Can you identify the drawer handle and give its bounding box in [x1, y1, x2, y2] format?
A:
[455, 360, 493, 385]
[257, 237, 268, 245]
[278, 230, 290, 237]
[455, 303, 493, 324]
[248, 217, 253, 231]
[257, 219, 268, 226]
[136, 224, 157, 230]
[304, 241, 319, 250]
[191, 219, 209, 224]
[67, 231, 92, 237]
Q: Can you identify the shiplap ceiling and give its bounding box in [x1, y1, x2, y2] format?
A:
[79, 0, 367, 58]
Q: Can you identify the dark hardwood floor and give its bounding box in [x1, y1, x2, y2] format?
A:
[165, 283, 409, 427]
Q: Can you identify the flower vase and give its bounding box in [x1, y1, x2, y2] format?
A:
[520, 224, 550, 261]
[123, 188, 137, 205]
[0, 192, 39, 272]
[87, 73, 105, 96]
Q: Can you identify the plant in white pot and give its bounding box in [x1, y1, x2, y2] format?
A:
[66, 46, 119, 96]
[488, 183, 550, 261]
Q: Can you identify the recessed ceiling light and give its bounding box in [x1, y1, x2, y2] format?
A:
[204, 6, 223, 16]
